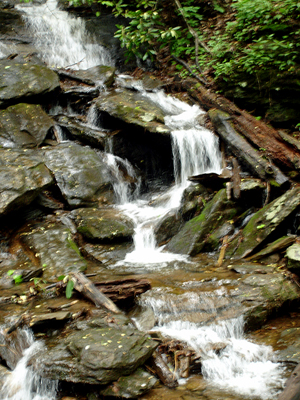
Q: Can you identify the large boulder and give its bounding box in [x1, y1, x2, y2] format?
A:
[227, 185, 300, 259]
[20, 220, 87, 281]
[286, 243, 300, 274]
[0, 148, 53, 216]
[0, 60, 60, 106]
[33, 318, 157, 385]
[0, 103, 54, 148]
[43, 142, 113, 207]
[95, 88, 170, 134]
[72, 207, 134, 242]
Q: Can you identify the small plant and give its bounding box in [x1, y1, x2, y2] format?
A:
[7, 270, 23, 285]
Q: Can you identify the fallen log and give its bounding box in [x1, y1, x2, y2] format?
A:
[149, 350, 178, 388]
[94, 278, 151, 302]
[277, 363, 300, 400]
[208, 109, 289, 186]
[186, 83, 300, 171]
[69, 273, 122, 314]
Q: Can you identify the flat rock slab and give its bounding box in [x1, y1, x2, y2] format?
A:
[0, 148, 53, 216]
[72, 207, 134, 242]
[43, 142, 113, 207]
[0, 60, 60, 105]
[35, 325, 157, 385]
[59, 65, 116, 89]
[20, 220, 87, 281]
[0, 103, 54, 148]
[95, 88, 170, 134]
[227, 185, 300, 259]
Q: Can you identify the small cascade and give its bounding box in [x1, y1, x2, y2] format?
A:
[16, 0, 113, 70]
[138, 291, 286, 400]
[1, 329, 57, 400]
[115, 88, 222, 265]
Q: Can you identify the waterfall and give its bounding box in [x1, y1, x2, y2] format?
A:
[137, 290, 286, 400]
[1, 329, 57, 400]
[16, 0, 113, 70]
[115, 88, 222, 265]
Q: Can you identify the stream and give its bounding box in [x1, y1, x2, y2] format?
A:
[0, 1, 294, 399]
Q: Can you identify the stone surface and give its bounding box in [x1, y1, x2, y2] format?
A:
[100, 368, 158, 398]
[95, 88, 170, 134]
[34, 323, 157, 385]
[43, 142, 113, 207]
[165, 189, 238, 256]
[20, 220, 87, 281]
[0, 148, 53, 216]
[0, 60, 60, 105]
[59, 65, 116, 90]
[286, 243, 300, 273]
[72, 207, 134, 242]
[0, 103, 54, 148]
[227, 185, 300, 259]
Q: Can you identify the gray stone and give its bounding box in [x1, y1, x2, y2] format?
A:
[72, 207, 134, 242]
[43, 142, 113, 207]
[286, 243, 300, 273]
[0, 148, 53, 216]
[0, 60, 60, 105]
[0, 103, 54, 148]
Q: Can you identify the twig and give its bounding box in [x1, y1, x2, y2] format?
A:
[171, 55, 208, 85]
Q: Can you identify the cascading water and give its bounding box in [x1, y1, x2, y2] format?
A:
[16, 0, 113, 70]
[113, 88, 222, 265]
[1, 329, 57, 400]
[137, 290, 286, 399]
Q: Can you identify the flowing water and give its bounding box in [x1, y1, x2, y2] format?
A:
[0, 329, 57, 400]
[16, 0, 113, 70]
[3, 3, 288, 399]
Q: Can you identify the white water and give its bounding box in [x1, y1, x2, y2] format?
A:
[1, 329, 57, 400]
[16, 0, 113, 70]
[138, 291, 286, 399]
[111, 88, 222, 265]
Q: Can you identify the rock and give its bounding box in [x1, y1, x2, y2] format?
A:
[249, 235, 296, 262]
[58, 65, 116, 91]
[227, 185, 300, 259]
[53, 114, 107, 148]
[20, 220, 87, 281]
[0, 148, 53, 216]
[72, 207, 134, 242]
[0, 60, 60, 106]
[34, 324, 157, 385]
[277, 327, 300, 363]
[95, 88, 170, 134]
[154, 210, 183, 246]
[100, 368, 158, 398]
[165, 189, 239, 256]
[43, 142, 113, 207]
[28, 311, 72, 330]
[286, 243, 300, 273]
[0, 103, 54, 148]
[0, 328, 32, 370]
[0, 364, 10, 388]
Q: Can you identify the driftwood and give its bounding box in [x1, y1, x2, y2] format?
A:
[149, 350, 178, 388]
[208, 109, 289, 186]
[94, 278, 151, 302]
[186, 83, 300, 171]
[69, 273, 122, 314]
[277, 363, 300, 400]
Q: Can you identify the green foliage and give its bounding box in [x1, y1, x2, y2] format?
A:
[66, 279, 75, 299]
[7, 270, 23, 285]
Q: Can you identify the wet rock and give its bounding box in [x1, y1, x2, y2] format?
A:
[20, 220, 87, 281]
[35, 324, 157, 385]
[0, 364, 10, 388]
[72, 207, 134, 242]
[100, 368, 158, 398]
[277, 327, 300, 363]
[95, 88, 170, 134]
[229, 262, 275, 275]
[227, 186, 300, 259]
[0, 328, 32, 370]
[165, 189, 238, 256]
[58, 65, 116, 91]
[54, 114, 107, 148]
[0, 60, 60, 106]
[43, 142, 113, 207]
[154, 210, 183, 246]
[0, 103, 54, 148]
[286, 243, 300, 274]
[28, 311, 72, 330]
[0, 148, 53, 216]
[249, 235, 296, 262]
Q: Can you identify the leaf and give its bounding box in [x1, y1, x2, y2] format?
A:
[66, 279, 75, 299]
[7, 270, 15, 276]
[257, 224, 265, 229]
[57, 275, 66, 281]
[13, 275, 23, 285]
